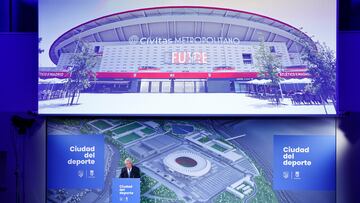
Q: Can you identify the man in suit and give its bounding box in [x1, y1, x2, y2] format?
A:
[119, 157, 140, 178]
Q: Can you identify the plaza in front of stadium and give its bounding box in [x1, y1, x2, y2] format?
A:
[39, 6, 336, 115]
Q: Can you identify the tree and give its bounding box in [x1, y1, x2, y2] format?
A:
[300, 38, 336, 108]
[65, 40, 98, 105]
[255, 37, 283, 105]
[39, 37, 44, 54]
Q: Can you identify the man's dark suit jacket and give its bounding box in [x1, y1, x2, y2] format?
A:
[119, 165, 141, 178]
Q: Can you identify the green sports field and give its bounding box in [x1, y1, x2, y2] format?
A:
[117, 132, 141, 144]
[198, 136, 210, 143]
[107, 119, 124, 125]
[112, 122, 142, 135]
[91, 120, 112, 130]
[211, 143, 227, 152]
[141, 127, 155, 135]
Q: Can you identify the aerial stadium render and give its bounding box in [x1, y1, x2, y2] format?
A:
[40, 6, 314, 94]
[163, 150, 212, 178]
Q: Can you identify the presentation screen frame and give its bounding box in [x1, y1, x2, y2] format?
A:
[38, 1, 337, 116]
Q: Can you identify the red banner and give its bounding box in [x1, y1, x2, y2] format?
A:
[39, 71, 310, 79]
[39, 71, 69, 78]
[279, 72, 310, 78]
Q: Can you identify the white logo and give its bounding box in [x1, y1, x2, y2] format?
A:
[128, 35, 139, 45]
[283, 171, 289, 179]
[294, 171, 301, 179]
[89, 170, 95, 177]
[78, 170, 84, 178]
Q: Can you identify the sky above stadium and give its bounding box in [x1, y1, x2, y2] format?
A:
[39, 0, 336, 67]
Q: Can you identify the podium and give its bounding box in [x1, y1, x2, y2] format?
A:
[112, 178, 140, 203]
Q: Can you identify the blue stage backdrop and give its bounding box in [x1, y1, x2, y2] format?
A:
[47, 134, 104, 189]
[273, 135, 336, 190]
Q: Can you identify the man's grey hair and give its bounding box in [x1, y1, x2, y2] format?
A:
[124, 157, 133, 164]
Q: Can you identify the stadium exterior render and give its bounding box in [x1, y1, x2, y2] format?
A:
[40, 6, 314, 94]
[163, 150, 212, 178]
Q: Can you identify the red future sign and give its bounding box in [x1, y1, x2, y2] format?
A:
[171, 52, 207, 64]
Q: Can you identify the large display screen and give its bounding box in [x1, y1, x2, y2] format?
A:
[39, 1, 336, 115]
[46, 117, 336, 202]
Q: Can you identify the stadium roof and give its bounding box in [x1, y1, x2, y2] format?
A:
[163, 150, 211, 177]
[49, 6, 315, 64]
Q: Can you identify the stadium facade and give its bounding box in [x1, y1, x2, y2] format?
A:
[40, 6, 314, 93]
